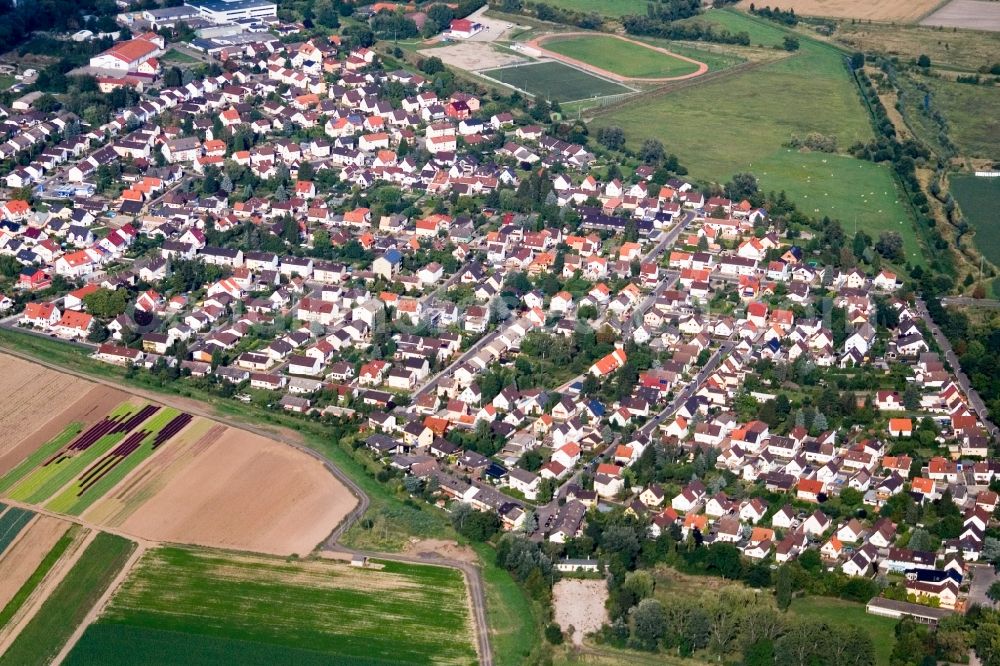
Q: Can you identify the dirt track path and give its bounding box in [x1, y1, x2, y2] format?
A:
[525, 32, 709, 83]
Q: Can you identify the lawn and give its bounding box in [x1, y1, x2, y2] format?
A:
[0, 527, 75, 631]
[544, 35, 702, 78]
[923, 77, 1000, 160]
[591, 10, 921, 263]
[0, 507, 34, 554]
[76, 547, 477, 665]
[160, 48, 199, 64]
[950, 174, 1000, 266]
[481, 61, 634, 102]
[0, 532, 135, 666]
[788, 596, 898, 665]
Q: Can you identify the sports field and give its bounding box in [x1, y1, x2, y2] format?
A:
[951, 174, 1000, 266]
[68, 547, 477, 665]
[591, 10, 921, 263]
[481, 61, 634, 102]
[788, 596, 897, 665]
[0, 532, 135, 666]
[543, 35, 702, 79]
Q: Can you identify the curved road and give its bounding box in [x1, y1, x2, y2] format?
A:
[0, 344, 494, 666]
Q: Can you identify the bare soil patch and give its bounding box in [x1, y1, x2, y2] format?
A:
[921, 0, 1000, 31]
[0, 354, 94, 466]
[114, 425, 357, 556]
[553, 579, 608, 646]
[419, 42, 525, 72]
[737, 0, 943, 22]
[402, 538, 478, 564]
[0, 515, 69, 609]
[0, 384, 127, 477]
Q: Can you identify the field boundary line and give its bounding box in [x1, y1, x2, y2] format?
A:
[51, 542, 147, 666]
[0, 527, 95, 654]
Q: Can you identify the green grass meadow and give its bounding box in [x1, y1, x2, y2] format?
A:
[924, 78, 1000, 160]
[0, 532, 135, 666]
[481, 61, 634, 102]
[532, 0, 650, 18]
[951, 174, 1000, 266]
[544, 35, 701, 78]
[74, 547, 478, 666]
[591, 9, 921, 262]
[788, 596, 898, 665]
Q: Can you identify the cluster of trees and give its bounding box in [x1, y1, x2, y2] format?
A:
[595, 558, 876, 665]
[495, 532, 554, 602]
[489, 0, 603, 30]
[0, 0, 121, 58]
[621, 16, 751, 45]
[641, 0, 702, 22]
[369, 11, 419, 41]
[851, 64, 954, 275]
[748, 4, 799, 26]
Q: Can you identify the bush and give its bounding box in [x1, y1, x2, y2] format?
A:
[545, 623, 564, 644]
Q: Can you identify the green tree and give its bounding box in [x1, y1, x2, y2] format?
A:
[775, 563, 792, 610]
[631, 598, 665, 649]
[83, 288, 128, 318]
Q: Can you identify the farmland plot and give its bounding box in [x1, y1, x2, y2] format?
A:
[0, 507, 34, 554]
[73, 547, 477, 665]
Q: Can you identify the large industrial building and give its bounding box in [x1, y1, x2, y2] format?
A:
[183, 0, 277, 24]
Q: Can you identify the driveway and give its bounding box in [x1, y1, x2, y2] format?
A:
[968, 563, 999, 610]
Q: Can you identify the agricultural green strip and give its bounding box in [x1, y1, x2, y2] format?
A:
[481, 61, 633, 102]
[0, 422, 83, 494]
[527, 0, 649, 17]
[950, 174, 1000, 267]
[0, 527, 75, 631]
[46, 408, 181, 516]
[97, 547, 477, 665]
[0, 532, 135, 666]
[544, 35, 701, 78]
[6, 430, 129, 504]
[66, 624, 397, 666]
[0, 507, 34, 554]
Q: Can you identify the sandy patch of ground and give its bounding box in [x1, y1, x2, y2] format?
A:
[920, 0, 1000, 30]
[0, 515, 70, 609]
[737, 0, 942, 22]
[0, 354, 94, 464]
[114, 425, 357, 556]
[420, 42, 525, 72]
[553, 579, 608, 646]
[402, 538, 478, 564]
[0, 384, 127, 477]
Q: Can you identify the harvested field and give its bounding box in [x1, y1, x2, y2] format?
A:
[921, 0, 1000, 30]
[0, 354, 94, 470]
[420, 42, 525, 71]
[111, 425, 356, 556]
[736, 0, 942, 22]
[0, 516, 70, 614]
[553, 579, 608, 645]
[69, 547, 477, 665]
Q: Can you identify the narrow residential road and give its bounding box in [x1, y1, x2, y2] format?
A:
[914, 298, 999, 436]
[0, 343, 495, 666]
